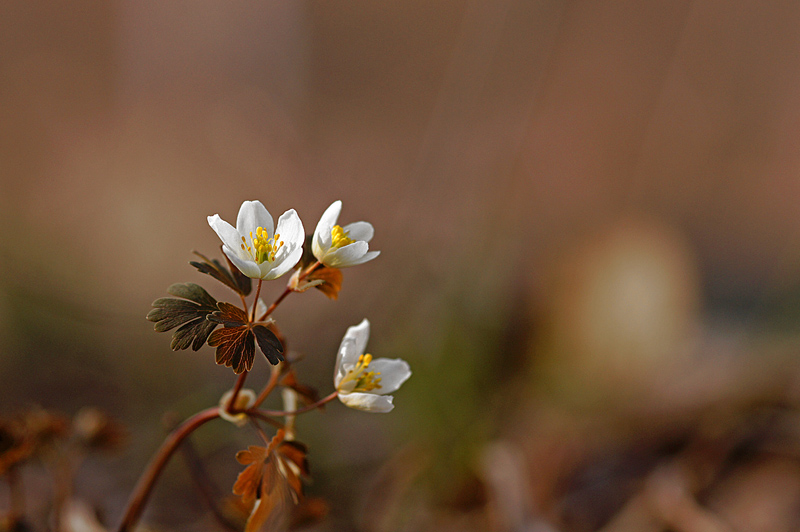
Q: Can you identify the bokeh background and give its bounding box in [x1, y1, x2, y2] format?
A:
[4, 1, 800, 531]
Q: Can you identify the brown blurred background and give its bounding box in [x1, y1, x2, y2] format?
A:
[4, 1, 800, 531]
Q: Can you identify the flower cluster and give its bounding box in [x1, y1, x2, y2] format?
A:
[207, 199, 379, 280]
[137, 199, 411, 531]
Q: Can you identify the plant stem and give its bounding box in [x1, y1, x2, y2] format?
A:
[258, 286, 291, 322]
[246, 410, 285, 430]
[251, 365, 282, 410]
[250, 279, 263, 322]
[253, 391, 338, 417]
[116, 407, 220, 532]
[227, 370, 249, 416]
[257, 262, 321, 322]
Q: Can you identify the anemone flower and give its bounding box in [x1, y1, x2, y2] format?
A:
[208, 200, 304, 280]
[334, 319, 410, 413]
[312, 201, 379, 268]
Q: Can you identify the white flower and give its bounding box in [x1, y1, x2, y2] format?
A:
[208, 200, 304, 280]
[334, 319, 411, 413]
[312, 200, 380, 268]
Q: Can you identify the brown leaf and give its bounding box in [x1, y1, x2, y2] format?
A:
[234, 446, 269, 506]
[146, 283, 219, 351]
[208, 326, 256, 374]
[190, 249, 253, 296]
[208, 302, 249, 327]
[233, 432, 308, 532]
[308, 267, 343, 300]
[253, 325, 284, 365]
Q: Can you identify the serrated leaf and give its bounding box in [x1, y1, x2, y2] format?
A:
[208, 326, 255, 374]
[234, 445, 269, 505]
[208, 302, 249, 327]
[171, 318, 218, 351]
[147, 283, 219, 351]
[253, 325, 284, 365]
[166, 283, 218, 308]
[233, 433, 304, 532]
[191, 250, 253, 296]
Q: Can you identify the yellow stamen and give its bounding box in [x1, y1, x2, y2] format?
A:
[245, 226, 283, 264]
[331, 225, 355, 249]
[338, 353, 382, 393]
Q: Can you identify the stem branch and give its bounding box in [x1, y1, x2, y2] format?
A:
[251, 365, 282, 410]
[227, 371, 249, 415]
[253, 391, 338, 417]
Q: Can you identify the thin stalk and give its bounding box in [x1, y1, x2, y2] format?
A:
[116, 407, 220, 532]
[227, 371, 249, 415]
[250, 279, 263, 322]
[251, 365, 282, 410]
[258, 286, 291, 322]
[246, 410, 285, 430]
[257, 262, 321, 322]
[254, 391, 338, 417]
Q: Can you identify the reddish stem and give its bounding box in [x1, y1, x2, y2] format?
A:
[253, 391, 338, 417]
[227, 371, 249, 415]
[116, 408, 220, 532]
[257, 262, 321, 322]
[250, 279, 263, 322]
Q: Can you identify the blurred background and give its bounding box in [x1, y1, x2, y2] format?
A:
[4, 1, 800, 531]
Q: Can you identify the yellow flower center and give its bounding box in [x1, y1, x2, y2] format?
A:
[330, 225, 354, 249]
[338, 353, 382, 393]
[241, 227, 284, 264]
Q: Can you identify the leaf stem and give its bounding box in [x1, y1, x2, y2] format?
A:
[251, 365, 282, 409]
[227, 371, 249, 415]
[116, 407, 220, 532]
[257, 262, 321, 322]
[250, 279, 263, 322]
[252, 391, 338, 417]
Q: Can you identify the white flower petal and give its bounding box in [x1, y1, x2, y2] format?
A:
[344, 249, 380, 267]
[339, 392, 394, 413]
[275, 209, 305, 248]
[222, 246, 262, 278]
[324, 241, 369, 268]
[342, 221, 374, 242]
[207, 214, 243, 252]
[335, 337, 359, 386]
[313, 201, 341, 259]
[368, 358, 411, 395]
[263, 247, 303, 280]
[344, 318, 370, 358]
[236, 200, 273, 237]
